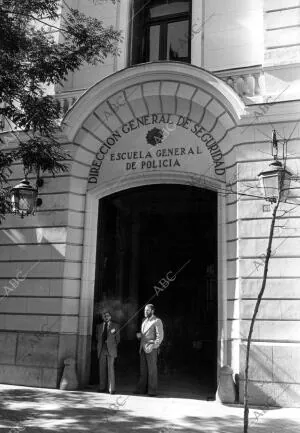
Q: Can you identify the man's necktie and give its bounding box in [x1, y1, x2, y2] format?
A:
[102, 322, 108, 344]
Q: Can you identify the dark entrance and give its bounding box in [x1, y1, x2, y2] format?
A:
[90, 184, 218, 398]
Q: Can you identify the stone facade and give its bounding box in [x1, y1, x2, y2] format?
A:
[1, 0, 300, 407]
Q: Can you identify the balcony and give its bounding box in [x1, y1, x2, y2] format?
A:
[54, 89, 85, 117]
[54, 65, 266, 118]
[214, 65, 265, 103]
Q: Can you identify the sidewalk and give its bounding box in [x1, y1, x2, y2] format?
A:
[0, 384, 299, 433]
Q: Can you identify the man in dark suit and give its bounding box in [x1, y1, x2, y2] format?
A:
[96, 310, 120, 394]
[135, 304, 164, 396]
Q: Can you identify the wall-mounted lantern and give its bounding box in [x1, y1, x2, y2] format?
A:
[258, 131, 292, 203]
[10, 177, 43, 218]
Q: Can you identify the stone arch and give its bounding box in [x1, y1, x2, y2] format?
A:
[64, 62, 245, 192]
[62, 62, 245, 383]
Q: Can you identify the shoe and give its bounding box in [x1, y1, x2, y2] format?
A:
[109, 390, 116, 395]
[148, 393, 157, 397]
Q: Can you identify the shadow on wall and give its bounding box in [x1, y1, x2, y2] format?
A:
[239, 343, 300, 407]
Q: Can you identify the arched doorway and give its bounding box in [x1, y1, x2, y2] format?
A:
[63, 62, 244, 387]
[90, 184, 218, 398]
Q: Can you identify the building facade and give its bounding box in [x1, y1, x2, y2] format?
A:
[1, 0, 300, 406]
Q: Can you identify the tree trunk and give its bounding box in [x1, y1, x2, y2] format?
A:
[243, 197, 280, 433]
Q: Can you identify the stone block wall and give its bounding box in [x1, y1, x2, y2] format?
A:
[0, 132, 83, 388]
[230, 116, 300, 406]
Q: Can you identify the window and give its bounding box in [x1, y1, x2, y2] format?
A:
[130, 0, 191, 65]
